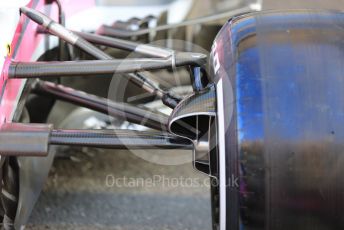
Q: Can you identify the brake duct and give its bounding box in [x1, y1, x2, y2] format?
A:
[168, 86, 217, 176]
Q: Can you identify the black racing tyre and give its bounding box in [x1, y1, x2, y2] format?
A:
[211, 10, 344, 230]
[1, 157, 19, 230]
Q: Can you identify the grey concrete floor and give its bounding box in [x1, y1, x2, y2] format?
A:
[26, 148, 210, 230]
[26, 0, 344, 229]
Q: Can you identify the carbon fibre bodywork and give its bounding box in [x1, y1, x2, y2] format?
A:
[0, 1, 95, 228]
[213, 10, 344, 230]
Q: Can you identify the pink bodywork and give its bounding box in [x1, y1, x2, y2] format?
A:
[0, 0, 95, 125]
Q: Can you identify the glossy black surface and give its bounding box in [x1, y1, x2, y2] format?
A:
[213, 10, 344, 229]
